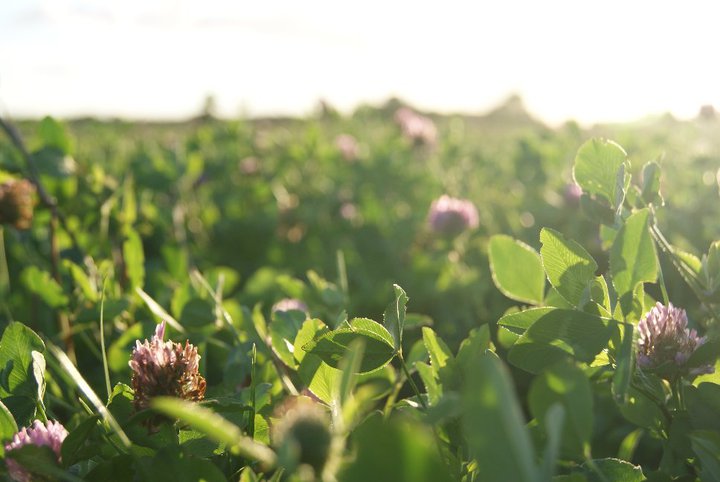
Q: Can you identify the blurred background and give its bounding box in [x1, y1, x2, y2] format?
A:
[1, 0, 719, 354]
[2, 0, 720, 124]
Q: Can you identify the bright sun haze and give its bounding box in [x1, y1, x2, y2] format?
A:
[1, 0, 718, 123]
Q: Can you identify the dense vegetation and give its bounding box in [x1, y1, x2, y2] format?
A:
[0, 98, 719, 481]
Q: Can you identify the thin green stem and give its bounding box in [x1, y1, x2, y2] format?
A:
[382, 379, 403, 419]
[630, 381, 672, 432]
[249, 343, 257, 439]
[398, 353, 427, 410]
[100, 278, 112, 400]
[0, 227, 12, 320]
[657, 261, 670, 305]
[336, 249, 348, 296]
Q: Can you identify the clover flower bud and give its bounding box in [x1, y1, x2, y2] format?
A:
[272, 396, 332, 475]
[564, 182, 583, 205]
[637, 302, 714, 377]
[5, 419, 68, 482]
[394, 107, 437, 146]
[0, 180, 35, 230]
[272, 298, 308, 315]
[427, 195, 479, 236]
[129, 322, 206, 415]
[334, 134, 359, 162]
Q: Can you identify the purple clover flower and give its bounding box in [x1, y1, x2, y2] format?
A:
[334, 134, 359, 162]
[5, 420, 68, 482]
[637, 302, 714, 377]
[564, 182, 583, 205]
[129, 321, 206, 415]
[427, 195, 480, 236]
[272, 298, 309, 315]
[394, 107, 437, 146]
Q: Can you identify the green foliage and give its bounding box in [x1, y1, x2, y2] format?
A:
[302, 318, 395, 373]
[540, 228, 598, 307]
[0, 322, 45, 425]
[529, 362, 593, 459]
[498, 307, 612, 373]
[573, 138, 628, 208]
[610, 209, 658, 318]
[462, 352, 538, 482]
[489, 235, 545, 304]
[339, 415, 453, 482]
[2, 111, 720, 481]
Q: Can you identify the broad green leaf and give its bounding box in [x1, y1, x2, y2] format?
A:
[383, 284, 408, 350]
[489, 235, 545, 305]
[270, 309, 306, 369]
[540, 404, 565, 481]
[20, 266, 68, 308]
[686, 383, 720, 432]
[462, 353, 537, 482]
[618, 383, 665, 431]
[704, 241, 720, 296]
[610, 209, 658, 317]
[690, 431, 720, 482]
[422, 327, 453, 373]
[0, 322, 45, 401]
[588, 276, 611, 312]
[581, 458, 644, 482]
[0, 399, 17, 443]
[416, 362, 441, 406]
[254, 414, 269, 445]
[61, 415, 100, 466]
[335, 339, 365, 409]
[573, 138, 627, 206]
[540, 228, 598, 307]
[456, 325, 492, 368]
[339, 415, 454, 482]
[179, 298, 216, 330]
[640, 161, 663, 206]
[123, 229, 145, 290]
[63, 260, 97, 302]
[499, 308, 613, 373]
[349, 318, 395, 348]
[151, 397, 276, 466]
[617, 429, 643, 462]
[529, 363, 593, 459]
[293, 318, 327, 364]
[303, 321, 395, 374]
[239, 467, 261, 482]
[298, 354, 340, 404]
[544, 287, 574, 309]
[612, 323, 634, 403]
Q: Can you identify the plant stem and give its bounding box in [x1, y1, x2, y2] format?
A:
[398, 353, 427, 410]
[0, 117, 78, 359]
[0, 117, 82, 253]
[0, 227, 11, 320]
[657, 260, 670, 305]
[99, 279, 112, 400]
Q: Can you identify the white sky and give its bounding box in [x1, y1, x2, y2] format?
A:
[1, 0, 719, 124]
